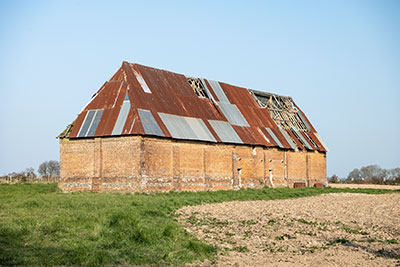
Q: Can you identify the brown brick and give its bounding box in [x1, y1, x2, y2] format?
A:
[59, 135, 327, 193]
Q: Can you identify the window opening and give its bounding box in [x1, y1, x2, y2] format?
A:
[249, 90, 309, 132]
[187, 77, 208, 98]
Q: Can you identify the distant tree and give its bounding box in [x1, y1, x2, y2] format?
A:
[347, 168, 361, 183]
[38, 161, 60, 178]
[23, 167, 36, 179]
[359, 165, 382, 182]
[328, 174, 340, 183]
[47, 161, 60, 177]
[388, 168, 400, 180]
[38, 162, 49, 177]
[345, 165, 400, 185]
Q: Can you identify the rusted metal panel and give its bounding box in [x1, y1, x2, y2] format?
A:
[313, 132, 329, 152]
[95, 81, 129, 137]
[69, 110, 87, 138]
[65, 61, 326, 154]
[291, 126, 313, 150]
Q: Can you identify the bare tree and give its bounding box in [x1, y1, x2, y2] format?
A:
[360, 165, 381, 182]
[38, 162, 49, 177]
[346, 165, 400, 185]
[38, 160, 60, 182]
[23, 167, 36, 179]
[47, 160, 60, 177]
[347, 168, 361, 183]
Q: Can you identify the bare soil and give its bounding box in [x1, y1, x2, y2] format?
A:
[177, 193, 400, 266]
[329, 183, 400, 190]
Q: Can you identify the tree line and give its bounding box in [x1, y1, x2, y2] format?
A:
[0, 160, 60, 183]
[329, 164, 400, 184]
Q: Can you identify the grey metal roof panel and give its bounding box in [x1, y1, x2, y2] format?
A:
[66, 62, 326, 153]
[165, 113, 197, 139]
[138, 109, 164, 137]
[77, 110, 96, 137]
[112, 99, 131, 136]
[200, 78, 216, 103]
[185, 117, 216, 142]
[158, 113, 216, 142]
[265, 127, 284, 148]
[208, 80, 230, 103]
[208, 120, 243, 144]
[279, 129, 297, 150]
[158, 113, 183, 139]
[217, 102, 249, 127]
[87, 110, 103, 137]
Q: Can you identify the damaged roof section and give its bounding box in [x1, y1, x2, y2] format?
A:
[59, 61, 327, 152]
[250, 89, 310, 132]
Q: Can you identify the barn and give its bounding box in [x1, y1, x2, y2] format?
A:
[58, 61, 328, 193]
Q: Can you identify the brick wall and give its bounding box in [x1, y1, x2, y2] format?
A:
[59, 136, 327, 193]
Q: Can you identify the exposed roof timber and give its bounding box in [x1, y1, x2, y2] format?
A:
[60, 62, 326, 153]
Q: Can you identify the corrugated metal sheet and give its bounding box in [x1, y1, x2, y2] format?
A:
[208, 120, 243, 144]
[64, 61, 326, 153]
[291, 127, 313, 150]
[132, 68, 151, 93]
[159, 113, 216, 142]
[137, 109, 164, 137]
[112, 93, 131, 135]
[279, 129, 297, 150]
[76, 109, 104, 137]
[185, 117, 216, 142]
[158, 113, 196, 139]
[77, 110, 96, 137]
[200, 78, 216, 103]
[217, 102, 249, 127]
[87, 110, 103, 136]
[208, 80, 230, 102]
[265, 127, 284, 148]
[257, 127, 271, 144]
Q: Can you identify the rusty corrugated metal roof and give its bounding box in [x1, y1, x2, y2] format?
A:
[63, 61, 327, 152]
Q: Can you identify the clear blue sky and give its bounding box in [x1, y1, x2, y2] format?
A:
[1, 0, 399, 178]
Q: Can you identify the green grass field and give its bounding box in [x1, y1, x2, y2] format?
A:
[0, 184, 398, 266]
